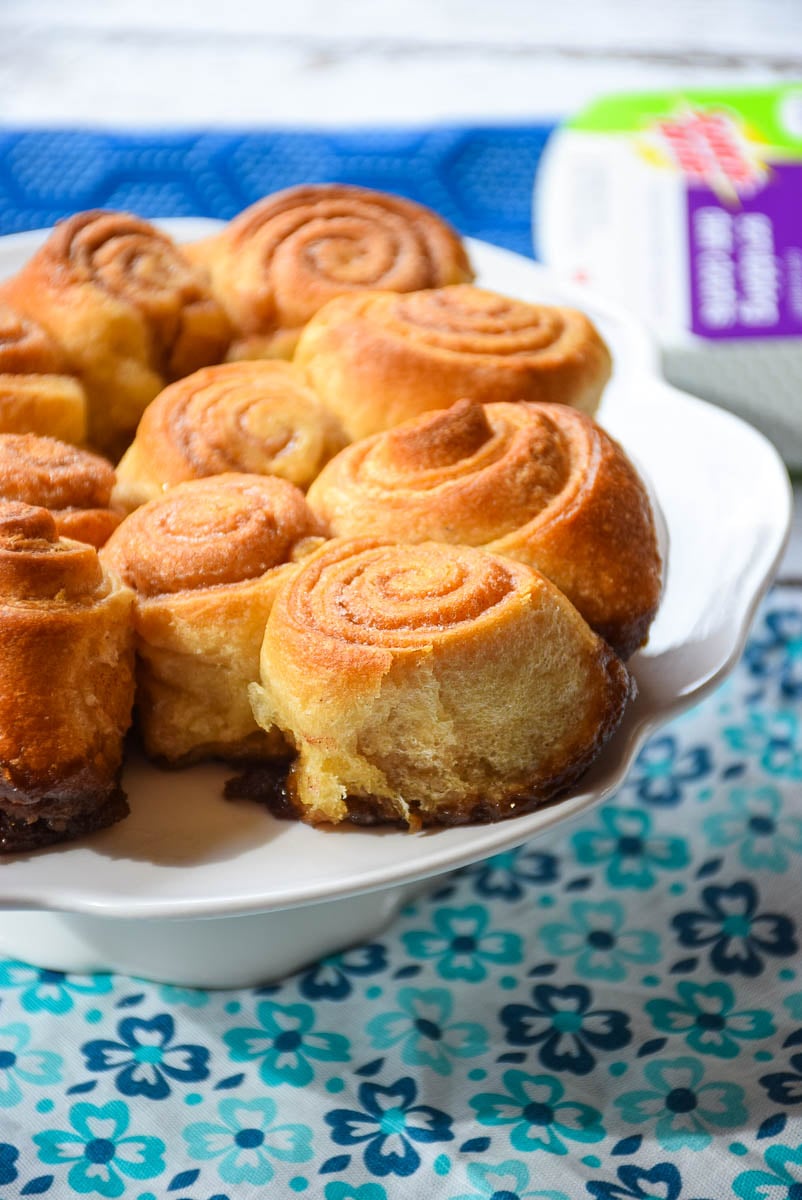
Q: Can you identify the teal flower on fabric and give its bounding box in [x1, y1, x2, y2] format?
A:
[158, 984, 209, 1008]
[184, 1096, 312, 1185]
[470, 1069, 604, 1155]
[647, 982, 774, 1058]
[0, 1022, 62, 1106]
[734, 1142, 802, 1199]
[449, 1159, 570, 1200]
[34, 1100, 165, 1197]
[540, 900, 660, 981]
[366, 987, 487, 1075]
[0, 962, 112, 1015]
[572, 808, 690, 889]
[402, 905, 523, 982]
[745, 608, 802, 701]
[703, 786, 802, 872]
[325, 1185, 388, 1200]
[724, 711, 802, 778]
[614, 1057, 747, 1150]
[224, 1000, 350, 1086]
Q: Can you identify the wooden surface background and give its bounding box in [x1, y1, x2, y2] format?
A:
[2, 1, 801, 125]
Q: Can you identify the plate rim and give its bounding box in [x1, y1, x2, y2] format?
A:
[0, 223, 792, 919]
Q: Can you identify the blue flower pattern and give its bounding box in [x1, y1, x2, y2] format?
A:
[500, 983, 631, 1074]
[672, 881, 797, 976]
[82, 1013, 210, 1099]
[628, 735, 712, 807]
[1, 591, 801, 1196]
[325, 1076, 453, 1176]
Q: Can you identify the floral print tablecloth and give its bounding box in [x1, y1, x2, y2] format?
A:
[1, 124, 800, 1199]
[0, 589, 799, 1200]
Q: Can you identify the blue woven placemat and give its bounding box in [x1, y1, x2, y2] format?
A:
[0, 124, 553, 258]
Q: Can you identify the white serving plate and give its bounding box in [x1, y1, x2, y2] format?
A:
[0, 223, 791, 986]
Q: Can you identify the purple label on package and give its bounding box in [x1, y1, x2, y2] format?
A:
[687, 164, 802, 340]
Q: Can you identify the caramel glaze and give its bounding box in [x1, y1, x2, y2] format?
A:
[0, 776, 128, 854]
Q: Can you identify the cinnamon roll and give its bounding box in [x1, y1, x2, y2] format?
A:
[307, 400, 661, 658]
[295, 284, 612, 440]
[250, 538, 634, 828]
[0, 501, 135, 852]
[101, 473, 326, 765]
[0, 434, 122, 548]
[115, 360, 347, 510]
[0, 302, 87, 445]
[189, 184, 474, 360]
[1, 211, 231, 458]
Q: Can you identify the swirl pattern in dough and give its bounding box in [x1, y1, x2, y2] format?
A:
[0, 501, 135, 851]
[101, 473, 326, 764]
[250, 538, 634, 828]
[189, 184, 474, 359]
[1, 211, 231, 457]
[115, 361, 347, 509]
[0, 434, 122, 548]
[307, 400, 661, 658]
[0, 302, 88, 444]
[294, 284, 612, 439]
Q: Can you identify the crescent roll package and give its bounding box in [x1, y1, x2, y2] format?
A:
[537, 83, 802, 469]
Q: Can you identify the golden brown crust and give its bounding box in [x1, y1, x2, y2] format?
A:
[294, 284, 612, 440]
[0, 501, 135, 851]
[0, 301, 69, 376]
[0, 434, 122, 548]
[250, 537, 634, 828]
[103, 472, 325, 597]
[307, 400, 662, 658]
[0, 303, 88, 444]
[189, 184, 474, 359]
[115, 360, 348, 509]
[0, 210, 231, 458]
[101, 474, 326, 764]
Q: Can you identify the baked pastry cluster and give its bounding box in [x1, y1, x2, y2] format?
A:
[0, 183, 661, 848]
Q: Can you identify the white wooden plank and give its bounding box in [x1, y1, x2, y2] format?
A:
[3, 0, 802, 55]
